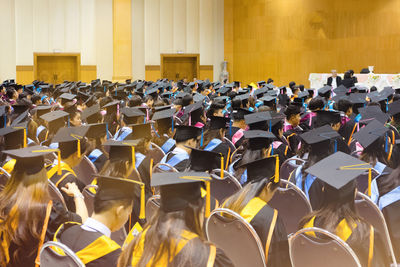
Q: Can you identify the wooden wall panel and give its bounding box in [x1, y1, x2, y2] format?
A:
[225, 0, 400, 86]
[199, 65, 213, 81]
[81, 65, 97, 83]
[145, 65, 161, 81]
[16, 66, 34, 85]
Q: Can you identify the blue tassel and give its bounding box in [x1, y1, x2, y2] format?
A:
[271, 145, 274, 155]
[269, 120, 272, 132]
[106, 123, 109, 139]
[200, 128, 204, 147]
[143, 116, 146, 123]
[334, 139, 337, 153]
[386, 100, 389, 112]
[67, 116, 70, 127]
[152, 124, 160, 138]
[229, 120, 232, 137]
[385, 133, 388, 153]
[171, 117, 174, 132]
[104, 86, 106, 93]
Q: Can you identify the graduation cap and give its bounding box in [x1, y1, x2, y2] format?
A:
[239, 155, 280, 184]
[128, 123, 151, 140]
[152, 109, 175, 134]
[244, 111, 272, 130]
[3, 145, 61, 175]
[257, 81, 266, 87]
[315, 110, 341, 126]
[244, 130, 276, 150]
[352, 119, 390, 150]
[33, 105, 52, 118]
[151, 172, 213, 217]
[11, 110, 29, 126]
[0, 126, 26, 149]
[95, 175, 146, 219]
[300, 125, 341, 152]
[388, 100, 400, 117]
[103, 100, 120, 113]
[213, 96, 230, 104]
[183, 101, 204, 125]
[259, 95, 276, 106]
[83, 123, 107, 139]
[209, 116, 230, 130]
[381, 87, 395, 99]
[81, 104, 101, 124]
[193, 93, 206, 103]
[358, 106, 390, 125]
[145, 87, 159, 97]
[217, 86, 231, 95]
[232, 108, 253, 121]
[318, 86, 332, 97]
[59, 93, 77, 105]
[189, 148, 224, 173]
[103, 139, 140, 165]
[12, 103, 30, 115]
[153, 105, 173, 112]
[121, 107, 145, 125]
[161, 91, 173, 99]
[333, 85, 348, 95]
[174, 125, 202, 142]
[305, 151, 372, 198]
[52, 126, 88, 158]
[40, 110, 69, 133]
[254, 87, 269, 98]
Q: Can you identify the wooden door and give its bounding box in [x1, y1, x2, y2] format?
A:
[162, 55, 199, 81]
[36, 55, 79, 84]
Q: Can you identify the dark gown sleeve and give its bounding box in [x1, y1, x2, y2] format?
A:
[174, 158, 190, 172]
[57, 173, 86, 212]
[268, 215, 292, 267]
[382, 201, 400, 262]
[308, 179, 324, 211]
[86, 248, 121, 267]
[93, 153, 108, 172]
[214, 247, 236, 267]
[47, 201, 82, 241]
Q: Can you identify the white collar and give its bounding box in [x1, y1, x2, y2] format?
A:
[81, 217, 111, 237]
[172, 146, 188, 155]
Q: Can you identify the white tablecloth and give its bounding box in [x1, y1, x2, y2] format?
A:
[309, 73, 400, 91]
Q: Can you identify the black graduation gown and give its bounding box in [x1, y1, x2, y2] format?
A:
[238, 197, 292, 267]
[6, 202, 81, 267]
[339, 119, 357, 145]
[225, 126, 245, 148]
[87, 148, 108, 172]
[55, 223, 121, 267]
[272, 139, 294, 166]
[161, 150, 190, 172]
[204, 138, 230, 160]
[284, 127, 303, 154]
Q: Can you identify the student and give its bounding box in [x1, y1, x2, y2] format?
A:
[300, 152, 390, 267]
[225, 108, 252, 148]
[283, 104, 303, 154]
[388, 100, 400, 137]
[337, 98, 357, 144]
[113, 107, 145, 141]
[84, 123, 109, 172]
[118, 172, 234, 267]
[202, 116, 231, 159]
[38, 110, 69, 145]
[55, 176, 136, 266]
[159, 125, 201, 172]
[151, 108, 176, 154]
[224, 156, 291, 267]
[269, 116, 293, 164]
[0, 146, 86, 267]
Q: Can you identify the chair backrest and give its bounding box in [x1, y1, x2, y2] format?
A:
[153, 163, 179, 173]
[111, 227, 127, 246]
[149, 142, 166, 164]
[210, 169, 242, 202]
[173, 116, 183, 125]
[72, 155, 97, 185]
[40, 241, 85, 267]
[145, 195, 160, 222]
[206, 208, 266, 267]
[82, 184, 97, 216]
[268, 180, 312, 234]
[0, 167, 10, 188]
[355, 192, 397, 265]
[127, 168, 142, 182]
[223, 137, 236, 154]
[230, 148, 242, 163]
[280, 157, 306, 181]
[289, 227, 362, 267]
[48, 180, 68, 210]
[355, 170, 379, 195]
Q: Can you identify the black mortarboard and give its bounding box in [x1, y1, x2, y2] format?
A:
[59, 93, 76, 102]
[12, 103, 30, 115]
[318, 85, 332, 96]
[95, 175, 137, 201]
[52, 126, 87, 158]
[103, 100, 120, 114]
[152, 108, 175, 121]
[40, 110, 69, 133]
[381, 87, 395, 99]
[209, 116, 230, 130]
[217, 86, 231, 95]
[121, 107, 145, 124]
[193, 93, 206, 103]
[152, 109, 174, 134]
[305, 151, 371, 199]
[239, 156, 279, 184]
[183, 101, 204, 124]
[315, 110, 341, 126]
[0, 127, 25, 149]
[151, 172, 211, 214]
[257, 81, 266, 87]
[84, 123, 107, 139]
[213, 96, 230, 104]
[189, 148, 223, 172]
[232, 108, 253, 121]
[244, 130, 276, 150]
[81, 104, 101, 124]
[33, 105, 52, 117]
[174, 125, 201, 142]
[388, 100, 400, 117]
[3, 145, 60, 175]
[300, 125, 340, 152]
[259, 95, 276, 105]
[11, 110, 29, 126]
[128, 123, 151, 140]
[358, 106, 390, 125]
[333, 85, 348, 95]
[244, 111, 272, 130]
[103, 139, 139, 162]
[254, 87, 269, 98]
[352, 119, 390, 149]
[153, 105, 173, 112]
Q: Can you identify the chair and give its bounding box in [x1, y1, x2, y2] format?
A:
[40, 241, 85, 267]
[355, 170, 379, 195]
[355, 192, 397, 265]
[268, 180, 312, 234]
[0, 167, 10, 187]
[289, 227, 362, 267]
[145, 195, 160, 221]
[210, 169, 242, 203]
[173, 116, 183, 125]
[153, 163, 179, 173]
[72, 155, 97, 185]
[82, 184, 97, 216]
[223, 137, 236, 154]
[48, 180, 68, 211]
[111, 227, 127, 246]
[127, 168, 142, 182]
[230, 148, 242, 163]
[280, 157, 306, 181]
[149, 142, 166, 164]
[206, 208, 266, 267]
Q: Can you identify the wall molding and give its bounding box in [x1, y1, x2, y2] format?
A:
[200, 65, 213, 71]
[145, 65, 160, 71]
[81, 65, 97, 71]
[16, 65, 34, 71]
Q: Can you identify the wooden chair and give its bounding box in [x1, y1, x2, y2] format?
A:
[289, 227, 362, 267]
[355, 192, 397, 266]
[223, 137, 237, 154]
[206, 208, 267, 267]
[149, 142, 166, 164]
[145, 195, 160, 222]
[40, 241, 84, 267]
[153, 163, 179, 173]
[72, 155, 97, 185]
[127, 168, 142, 183]
[355, 170, 379, 196]
[0, 167, 10, 188]
[280, 157, 306, 181]
[268, 180, 312, 234]
[48, 180, 68, 211]
[210, 169, 242, 202]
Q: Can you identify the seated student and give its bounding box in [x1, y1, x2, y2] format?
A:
[159, 125, 201, 172]
[206, 102, 226, 117]
[388, 100, 400, 138]
[113, 107, 145, 141]
[47, 127, 86, 211]
[202, 116, 231, 159]
[353, 120, 397, 171]
[300, 152, 390, 267]
[151, 108, 176, 154]
[37, 109, 69, 146]
[55, 176, 136, 267]
[103, 100, 120, 136]
[225, 108, 252, 148]
[84, 123, 109, 172]
[269, 116, 293, 164]
[118, 172, 234, 267]
[0, 146, 86, 267]
[337, 98, 357, 145]
[283, 104, 304, 154]
[371, 164, 400, 261]
[293, 126, 338, 210]
[300, 97, 325, 128]
[224, 156, 291, 267]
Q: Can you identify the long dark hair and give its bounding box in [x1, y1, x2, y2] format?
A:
[118, 199, 210, 267]
[200, 129, 223, 149]
[360, 137, 390, 167]
[301, 141, 333, 178]
[0, 168, 50, 265]
[378, 164, 400, 196]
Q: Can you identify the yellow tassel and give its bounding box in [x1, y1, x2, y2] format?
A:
[23, 128, 27, 148]
[225, 148, 231, 170]
[368, 168, 372, 197]
[57, 150, 62, 175]
[77, 139, 81, 158]
[274, 156, 279, 183]
[220, 155, 224, 179]
[205, 181, 211, 218]
[139, 184, 145, 220]
[132, 147, 136, 169]
[150, 158, 153, 180]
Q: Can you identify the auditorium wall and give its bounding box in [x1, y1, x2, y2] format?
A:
[225, 0, 400, 86]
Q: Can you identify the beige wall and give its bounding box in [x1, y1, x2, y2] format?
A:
[134, 0, 224, 81]
[0, 0, 16, 81]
